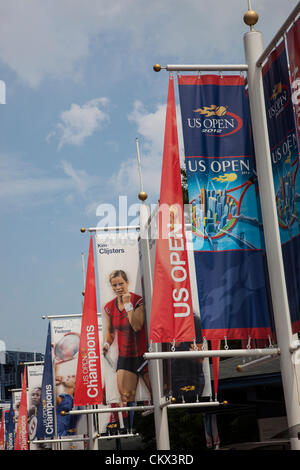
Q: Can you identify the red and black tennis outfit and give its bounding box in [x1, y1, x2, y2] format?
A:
[104, 293, 148, 375]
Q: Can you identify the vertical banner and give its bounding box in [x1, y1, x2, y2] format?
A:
[149, 75, 196, 343]
[0, 413, 5, 450]
[178, 74, 272, 339]
[143, 204, 212, 401]
[287, 16, 300, 146]
[36, 324, 55, 444]
[51, 318, 87, 447]
[262, 42, 300, 333]
[95, 230, 151, 406]
[14, 368, 28, 450]
[211, 339, 221, 400]
[170, 227, 212, 402]
[5, 398, 14, 450]
[27, 363, 45, 449]
[74, 236, 103, 406]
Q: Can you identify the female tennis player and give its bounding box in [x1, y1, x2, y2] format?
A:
[102, 269, 151, 406]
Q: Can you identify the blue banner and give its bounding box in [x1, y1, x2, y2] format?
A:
[5, 398, 15, 450]
[262, 42, 300, 334]
[178, 75, 273, 339]
[36, 323, 55, 439]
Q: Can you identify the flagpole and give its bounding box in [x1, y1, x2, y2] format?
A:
[243, 5, 300, 450]
[136, 138, 145, 196]
[81, 252, 86, 300]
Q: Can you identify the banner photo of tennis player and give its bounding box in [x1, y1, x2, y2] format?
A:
[12, 389, 22, 432]
[287, 15, 300, 146]
[178, 74, 273, 340]
[262, 42, 300, 334]
[95, 231, 152, 407]
[27, 364, 46, 450]
[50, 318, 88, 449]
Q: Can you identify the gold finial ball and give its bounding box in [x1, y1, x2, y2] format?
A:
[236, 365, 242, 372]
[243, 9, 259, 27]
[153, 64, 161, 72]
[80, 227, 86, 233]
[82, 290, 85, 296]
[171, 397, 176, 403]
[61, 411, 66, 416]
[223, 400, 228, 405]
[138, 191, 148, 201]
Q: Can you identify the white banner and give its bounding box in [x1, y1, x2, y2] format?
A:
[95, 231, 151, 405]
[12, 389, 22, 432]
[50, 318, 88, 449]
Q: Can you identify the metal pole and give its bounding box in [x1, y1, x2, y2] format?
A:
[243, 15, 300, 451]
[67, 404, 154, 415]
[87, 406, 97, 450]
[81, 252, 86, 290]
[136, 138, 144, 194]
[167, 401, 221, 410]
[139, 203, 170, 450]
[154, 64, 248, 72]
[81, 226, 140, 233]
[32, 436, 90, 445]
[42, 313, 102, 319]
[236, 355, 277, 372]
[144, 348, 279, 360]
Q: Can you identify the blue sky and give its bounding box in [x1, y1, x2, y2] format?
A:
[0, 0, 298, 353]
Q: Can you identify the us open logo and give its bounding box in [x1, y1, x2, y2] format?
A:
[187, 104, 243, 137]
[0, 80, 6, 104]
[267, 81, 290, 120]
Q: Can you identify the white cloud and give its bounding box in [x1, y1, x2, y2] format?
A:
[59, 160, 95, 194]
[0, 1, 133, 87]
[109, 98, 184, 199]
[0, 1, 296, 87]
[0, 153, 96, 209]
[49, 98, 109, 149]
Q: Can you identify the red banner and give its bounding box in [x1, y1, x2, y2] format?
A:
[14, 368, 28, 450]
[211, 340, 220, 400]
[287, 15, 300, 146]
[0, 413, 4, 450]
[74, 236, 103, 406]
[149, 75, 196, 343]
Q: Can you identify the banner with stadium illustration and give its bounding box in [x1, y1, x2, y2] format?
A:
[262, 41, 300, 333]
[178, 74, 272, 340]
[95, 231, 151, 407]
